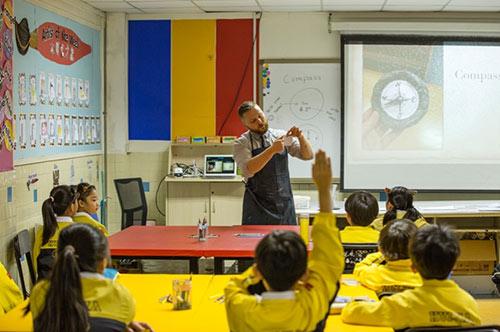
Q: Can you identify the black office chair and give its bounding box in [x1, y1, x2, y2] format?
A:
[114, 178, 148, 230]
[404, 326, 500, 332]
[342, 243, 378, 274]
[13, 229, 36, 299]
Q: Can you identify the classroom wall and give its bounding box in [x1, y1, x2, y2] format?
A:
[105, 11, 500, 231]
[0, 0, 104, 282]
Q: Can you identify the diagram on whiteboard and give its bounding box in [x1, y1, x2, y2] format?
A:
[262, 63, 341, 178]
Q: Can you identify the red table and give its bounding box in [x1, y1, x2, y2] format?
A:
[109, 225, 303, 273]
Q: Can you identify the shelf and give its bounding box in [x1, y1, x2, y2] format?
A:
[171, 143, 234, 147]
[164, 176, 245, 183]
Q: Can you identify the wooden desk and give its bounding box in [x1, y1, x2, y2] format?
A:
[109, 225, 308, 273]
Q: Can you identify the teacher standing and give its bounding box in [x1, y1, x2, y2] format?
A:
[234, 101, 314, 225]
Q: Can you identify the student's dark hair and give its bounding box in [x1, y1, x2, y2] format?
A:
[344, 191, 379, 226]
[33, 223, 108, 332]
[255, 230, 307, 291]
[379, 219, 418, 261]
[41, 185, 78, 245]
[76, 182, 97, 202]
[410, 224, 459, 280]
[383, 186, 422, 226]
[238, 101, 257, 118]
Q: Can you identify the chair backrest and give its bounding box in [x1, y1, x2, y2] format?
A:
[113, 178, 147, 230]
[404, 326, 500, 332]
[13, 229, 36, 299]
[89, 317, 127, 332]
[342, 243, 378, 274]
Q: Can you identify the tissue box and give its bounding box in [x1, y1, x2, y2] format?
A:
[294, 195, 311, 209]
[206, 136, 221, 144]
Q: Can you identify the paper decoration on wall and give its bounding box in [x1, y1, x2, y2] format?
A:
[78, 116, 84, 144]
[64, 115, 70, 145]
[12, 114, 17, 150]
[78, 79, 84, 106]
[19, 113, 26, 149]
[71, 115, 78, 145]
[56, 74, 62, 105]
[262, 63, 271, 96]
[1, 91, 12, 121]
[29, 74, 37, 105]
[1, 59, 13, 92]
[85, 116, 90, 144]
[14, 20, 92, 65]
[29, 113, 36, 147]
[40, 114, 48, 147]
[3, 23, 13, 60]
[39, 71, 46, 104]
[56, 114, 63, 145]
[64, 76, 71, 105]
[52, 164, 59, 186]
[0, 120, 14, 151]
[18, 73, 26, 105]
[71, 77, 77, 106]
[91, 116, 96, 143]
[26, 172, 39, 191]
[84, 80, 90, 107]
[48, 114, 55, 145]
[96, 116, 101, 143]
[48, 73, 55, 104]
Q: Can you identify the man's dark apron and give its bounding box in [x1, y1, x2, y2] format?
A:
[242, 134, 296, 225]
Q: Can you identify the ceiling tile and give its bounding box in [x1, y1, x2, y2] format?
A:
[444, 6, 500, 11]
[385, 0, 448, 5]
[383, 5, 444, 11]
[194, 0, 260, 11]
[322, 0, 384, 4]
[322, 4, 382, 11]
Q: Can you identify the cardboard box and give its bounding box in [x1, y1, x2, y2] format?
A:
[453, 240, 497, 275]
[191, 136, 205, 144]
[222, 136, 237, 144]
[176, 136, 190, 144]
[206, 136, 221, 144]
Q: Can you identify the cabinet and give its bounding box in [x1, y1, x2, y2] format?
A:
[166, 181, 245, 226]
[165, 143, 245, 226]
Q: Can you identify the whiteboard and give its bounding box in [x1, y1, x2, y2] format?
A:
[261, 62, 341, 178]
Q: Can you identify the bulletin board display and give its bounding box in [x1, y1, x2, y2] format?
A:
[13, 0, 102, 164]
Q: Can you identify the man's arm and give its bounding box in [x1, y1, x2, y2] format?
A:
[287, 127, 313, 160]
[234, 137, 285, 178]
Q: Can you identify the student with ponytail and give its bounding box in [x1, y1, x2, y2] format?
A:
[33, 185, 79, 279]
[28, 223, 153, 332]
[73, 182, 109, 236]
[371, 186, 428, 231]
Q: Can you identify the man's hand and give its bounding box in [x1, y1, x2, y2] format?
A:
[270, 137, 285, 154]
[287, 126, 303, 138]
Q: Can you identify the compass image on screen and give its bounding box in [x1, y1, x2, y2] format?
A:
[371, 70, 429, 129]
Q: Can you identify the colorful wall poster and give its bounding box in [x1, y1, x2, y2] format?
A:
[13, 0, 102, 162]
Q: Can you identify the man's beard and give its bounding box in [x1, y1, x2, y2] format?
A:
[249, 121, 269, 135]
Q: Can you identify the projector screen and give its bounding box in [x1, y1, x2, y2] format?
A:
[342, 35, 500, 192]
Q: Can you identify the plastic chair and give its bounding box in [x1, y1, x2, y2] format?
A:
[342, 243, 378, 273]
[13, 229, 36, 299]
[404, 326, 500, 332]
[113, 178, 148, 230]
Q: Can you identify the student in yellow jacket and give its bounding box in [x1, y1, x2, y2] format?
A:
[0, 262, 23, 315]
[371, 186, 427, 231]
[342, 224, 481, 330]
[341, 191, 380, 243]
[225, 150, 344, 332]
[73, 182, 109, 236]
[28, 223, 153, 332]
[33, 185, 79, 280]
[353, 219, 422, 294]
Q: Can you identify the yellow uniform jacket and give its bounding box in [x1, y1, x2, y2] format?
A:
[0, 262, 23, 315]
[225, 212, 344, 332]
[371, 211, 428, 231]
[33, 216, 73, 279]
[341, 279, 481, 330]
[30, 272, 135, 326]
[340, 226, 379, 243]
[73, 212, 109, 236]
[353, 252, 422, 293]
